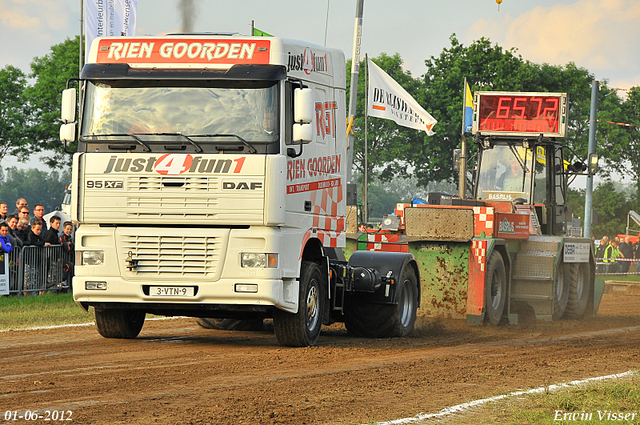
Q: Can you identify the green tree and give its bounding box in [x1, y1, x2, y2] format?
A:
[0, 65, 30, 163]
[617, 86, 640, 202]
[420, 35, 623, 188]
[24, 36, 80, 170]
[589, 181, 632, 238]
[0, 167, 71, 213]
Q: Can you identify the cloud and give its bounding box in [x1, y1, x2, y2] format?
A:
[0, 0, 69, 31]
[468, 0, 640, 87]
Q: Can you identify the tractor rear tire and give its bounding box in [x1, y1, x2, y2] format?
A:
[344, 265, 418, 338]
[273, 261, 324, 347]
[565, 263, 590, 319]
[94, 308, 145, 339]
[485, 252, 506, 326]
[196, 318, 264, 331]
[553, 264, 570, 320]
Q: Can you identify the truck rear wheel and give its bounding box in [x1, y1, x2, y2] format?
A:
[94, 308, 145, 339]
[273, 261, 324, 347]
[196, 318, 264, 331]
[344, 266, 418, 338]
[553, 264, 569, 320]
[485, 252, 506, 326]
[565, 263, 590, 319]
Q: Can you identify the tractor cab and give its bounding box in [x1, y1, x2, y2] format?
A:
[473, 137, 570, 236]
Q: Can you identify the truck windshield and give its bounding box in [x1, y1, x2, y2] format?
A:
[81, 80, 279, 151]
[476, 144, 535, 201]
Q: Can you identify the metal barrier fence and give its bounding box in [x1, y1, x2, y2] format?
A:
[7, 246, 72, 295]
[595, 257, 640, 276]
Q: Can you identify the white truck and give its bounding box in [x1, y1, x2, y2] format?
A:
[60, 34, 419, 346]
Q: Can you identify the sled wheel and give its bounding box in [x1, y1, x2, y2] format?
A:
[565, 263, 590, 319]
[196, 318, 264, 331]
[485, 252, 506, 326]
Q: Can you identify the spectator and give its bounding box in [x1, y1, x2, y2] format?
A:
[603, 239, 617, 274]
[43, 216, 61, 246]
[17, 217, 30, 242]
[6, 214, 23, 248]
[0, 222, 13, 253]
[60, 221, 75, 289]
[32, 205, 46, 229]
[634, 239, 640, 275]
[25, 220, 44, 247]
[12, 198, 27, 216]
[358, 223, 366, 232]
[619, 236, 634, 273]
[18, 206, 30, 222]
[0, 202, 7, 222]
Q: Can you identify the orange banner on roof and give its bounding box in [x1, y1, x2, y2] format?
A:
[95, 38, 271, 65]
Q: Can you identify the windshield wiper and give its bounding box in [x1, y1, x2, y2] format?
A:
[81, 134, 151, 152]
[189, 134, 258, 154]
[153, 133, 203, 153]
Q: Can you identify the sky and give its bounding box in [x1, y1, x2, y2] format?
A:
[1, 0, 639, 171]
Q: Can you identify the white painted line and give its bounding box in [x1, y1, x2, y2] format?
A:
[373, 370, 638, 425]
[0, 316, 189, 333]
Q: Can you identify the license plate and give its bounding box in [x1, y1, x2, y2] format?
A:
[150, 286, 195, 297]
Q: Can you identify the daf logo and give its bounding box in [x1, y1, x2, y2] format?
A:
[222, 182, 263, 190]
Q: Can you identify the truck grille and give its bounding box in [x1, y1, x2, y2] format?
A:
[121, 234, 222, 276]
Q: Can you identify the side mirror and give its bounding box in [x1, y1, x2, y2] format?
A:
[61, 88, 77, 124]
[293, 123, 313, 143]
[294, 88, 313, 124]
[588, 153, 599, 175]
[288, 123, 313, 158]
[60, 123, 76, 143]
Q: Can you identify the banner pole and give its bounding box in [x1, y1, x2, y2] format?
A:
[459, 77, 467, 198]
[363, 54, 368, 224]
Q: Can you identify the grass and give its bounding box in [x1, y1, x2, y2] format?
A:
[442, 373, 640, 425]
[0, 292, 93, 331]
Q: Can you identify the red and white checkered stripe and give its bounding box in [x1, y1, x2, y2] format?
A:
[310, 185, 345, 245]
[471, 239, 488, 272]
[473, 206, 495, 237]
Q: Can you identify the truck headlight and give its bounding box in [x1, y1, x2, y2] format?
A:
[241, 253, 277, 268]
[78, 250, 104, 266]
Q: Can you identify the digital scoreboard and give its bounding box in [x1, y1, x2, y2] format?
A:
[472, 91, 568, 138]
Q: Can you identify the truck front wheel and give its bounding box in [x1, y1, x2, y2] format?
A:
[485, 252, 506, 326]
[94, 308, 145, 339]
[344, 266, 418, 338]
[273, 261, 324, 347]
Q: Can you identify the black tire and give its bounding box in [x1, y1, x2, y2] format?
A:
[273, 261, 324, 347]
[344, 265, 418, 338]
[94, 308, 145, 339]
[485, 252, 507, 326]
[553, 264, 570, 320]
[196, 318, 264, 331]
[565, 263, 590, 319]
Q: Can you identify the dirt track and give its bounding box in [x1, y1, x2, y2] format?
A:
[2, 289, 640, 425]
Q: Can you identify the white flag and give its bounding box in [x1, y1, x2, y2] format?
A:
[85, 0, 138, 60]
[367, 58, 437, 135]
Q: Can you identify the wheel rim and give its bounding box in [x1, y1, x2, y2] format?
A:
[306, 282, 320, 332]
[399, 281, 414, 328]
[491, 269, 503, 310]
